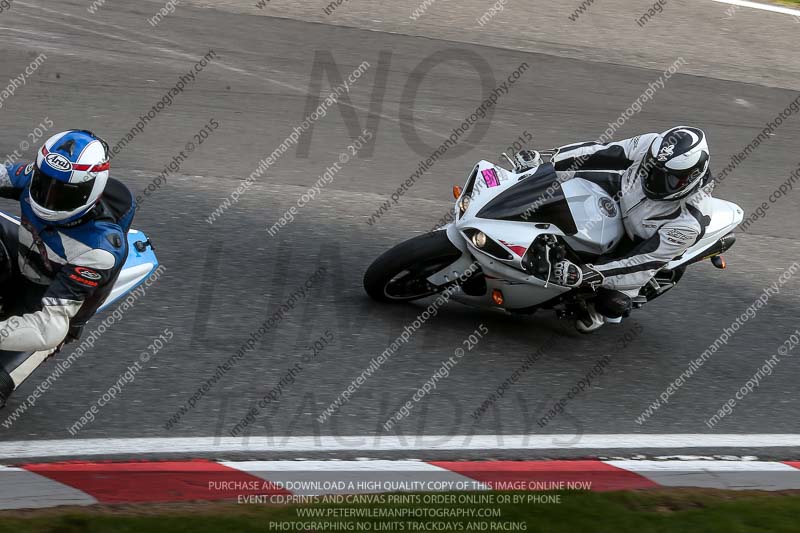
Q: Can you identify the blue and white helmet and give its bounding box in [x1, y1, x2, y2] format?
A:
[30, 130, 110, 223]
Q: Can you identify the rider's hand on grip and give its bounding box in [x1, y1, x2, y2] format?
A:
[580, 266, 604, 291]
[553, 260, 582, 287]
[553, 260, 604, 290]
[514, 150, 540, 170]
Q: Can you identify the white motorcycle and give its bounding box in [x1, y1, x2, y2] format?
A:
[364, 149, 743, 330]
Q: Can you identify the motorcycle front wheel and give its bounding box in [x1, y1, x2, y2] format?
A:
[364, 230, 463, 303]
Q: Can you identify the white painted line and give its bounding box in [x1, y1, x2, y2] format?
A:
[224, 460, 491, 495]
[0, 465, 97, 510]
[713, 0, 800, 17]
[2, 435, 800, 460]
[613, 460, 799, 471]
[607, 460, 800, 491]
[221, 460, 448, 471]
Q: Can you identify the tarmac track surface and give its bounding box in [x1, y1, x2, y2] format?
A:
[0, 0, 798, 460]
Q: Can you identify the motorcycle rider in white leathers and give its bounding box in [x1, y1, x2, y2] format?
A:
[518, 126, 713, 332]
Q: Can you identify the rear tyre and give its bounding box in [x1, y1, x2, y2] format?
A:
[364, 231, 464, 303]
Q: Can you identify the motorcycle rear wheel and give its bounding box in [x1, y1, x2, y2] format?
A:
[364, 230, 463, 303]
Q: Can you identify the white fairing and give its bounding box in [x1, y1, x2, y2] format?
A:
[668, 198, 743, 269]
[426, 159, 743, 312]
[561, 178, 624, 255]
[443, 160, 574, 309]
[97, 263, 154, 312]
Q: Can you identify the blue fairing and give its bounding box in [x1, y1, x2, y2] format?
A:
[97, 229, 159, 312]
[0, 211, 158, 314]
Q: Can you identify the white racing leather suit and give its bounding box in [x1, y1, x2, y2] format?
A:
[552, 134, 712, 297]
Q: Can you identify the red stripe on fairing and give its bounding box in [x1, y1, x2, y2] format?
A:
[499, 240, 528, 257]
[430, 461, 659, 491]
[783, 462, 800, 469]
[23, 460, 289, 503]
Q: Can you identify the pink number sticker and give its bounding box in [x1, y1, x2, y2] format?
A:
[481, 168, 500, 188]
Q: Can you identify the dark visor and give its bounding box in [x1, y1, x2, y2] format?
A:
[30, 168, 94, 212]
[641, 152, 695, 199]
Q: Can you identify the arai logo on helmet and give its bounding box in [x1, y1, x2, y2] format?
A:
[44, 153, 73, 172]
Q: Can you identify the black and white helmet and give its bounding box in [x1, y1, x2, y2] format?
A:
[640, 126, 710, 201]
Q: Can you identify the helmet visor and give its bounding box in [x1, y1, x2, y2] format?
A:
[641, 151, 696, 200]
[30, 168, 94, 212]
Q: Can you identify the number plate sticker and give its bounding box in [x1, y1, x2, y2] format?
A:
[481, 168, 500, 188]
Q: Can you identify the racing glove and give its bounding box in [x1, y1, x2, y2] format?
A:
[514, 150, 541, 171]
[553, 260, 604, 290]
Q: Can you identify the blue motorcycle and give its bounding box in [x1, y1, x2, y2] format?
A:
[0, 211, 158, 409]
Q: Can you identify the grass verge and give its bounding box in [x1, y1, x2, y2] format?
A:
[2, 489, 800, 532]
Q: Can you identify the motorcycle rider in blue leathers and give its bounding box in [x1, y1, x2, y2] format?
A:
[0, 130, 135, 407]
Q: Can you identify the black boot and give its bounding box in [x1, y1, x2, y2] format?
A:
[0, 239, 10, 286]
[575, 303, 605, 333]
[0, 368, 13, 409]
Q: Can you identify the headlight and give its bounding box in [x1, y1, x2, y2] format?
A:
[472, 231, 487, 248]
[463, 229, 512, 260]
[458, 195, 471, 215]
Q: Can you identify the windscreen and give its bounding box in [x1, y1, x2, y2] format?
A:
[475, 164, 578, 235]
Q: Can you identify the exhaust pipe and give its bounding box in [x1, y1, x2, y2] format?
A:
[685, 232, 736, 267]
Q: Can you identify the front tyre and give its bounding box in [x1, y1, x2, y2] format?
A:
[364, 231, 463, 303]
